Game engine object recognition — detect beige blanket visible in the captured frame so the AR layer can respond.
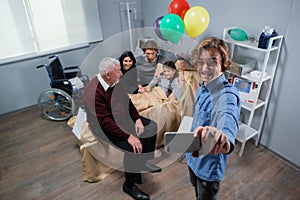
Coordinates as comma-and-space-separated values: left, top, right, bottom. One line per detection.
68, 68, 200, 182
129, 69, 200, 147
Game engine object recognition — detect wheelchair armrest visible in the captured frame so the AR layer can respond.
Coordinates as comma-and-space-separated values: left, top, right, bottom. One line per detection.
52, 79, 71, 85
64, 66, 79, 70
64, 66, 81, 79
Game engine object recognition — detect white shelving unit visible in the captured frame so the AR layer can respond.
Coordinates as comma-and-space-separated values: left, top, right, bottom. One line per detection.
223, 27, 283, 156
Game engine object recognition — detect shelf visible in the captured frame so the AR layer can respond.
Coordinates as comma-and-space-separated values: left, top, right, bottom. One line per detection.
224, 38, 279, 52
226, 71, 271, 83
236, 123, 258, 143
223, 27, 283, 156
222, 27, 282, 53
241, 73, 271, 83
241, 99, 265, 111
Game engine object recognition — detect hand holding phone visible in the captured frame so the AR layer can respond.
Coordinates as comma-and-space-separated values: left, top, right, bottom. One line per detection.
194, 126, 229, 155
164, 130, 220, 155
164, 132, 200, 153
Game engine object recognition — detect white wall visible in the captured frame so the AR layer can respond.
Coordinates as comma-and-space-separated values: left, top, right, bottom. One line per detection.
142, 0, 299, 167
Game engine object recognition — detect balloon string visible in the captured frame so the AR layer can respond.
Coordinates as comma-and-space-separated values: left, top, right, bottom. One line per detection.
180, 51, 185, 76
181, 38, 186, 76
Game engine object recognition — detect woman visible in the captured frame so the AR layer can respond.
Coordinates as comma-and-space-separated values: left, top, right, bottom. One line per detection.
119, 51, 138, 93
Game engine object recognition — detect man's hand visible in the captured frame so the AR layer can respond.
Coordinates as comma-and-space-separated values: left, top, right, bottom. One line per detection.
127, 135, 142, 154
126, 119, 145, 154
135, 119, 144, 136
193, 126, 231, 156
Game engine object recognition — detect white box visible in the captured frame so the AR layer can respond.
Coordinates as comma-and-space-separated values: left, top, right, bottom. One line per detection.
250, 70, 267, 79
230, 57, 257, 76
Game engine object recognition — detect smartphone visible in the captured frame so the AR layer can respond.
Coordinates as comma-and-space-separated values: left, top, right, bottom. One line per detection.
164, 132, 201, 153
164, 131, 218, 154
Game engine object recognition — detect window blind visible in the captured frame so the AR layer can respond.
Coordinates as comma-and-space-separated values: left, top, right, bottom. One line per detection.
0, 0, 103, 62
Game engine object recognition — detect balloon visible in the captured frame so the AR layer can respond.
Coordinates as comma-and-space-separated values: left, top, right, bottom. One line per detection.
153, 16, 167, 41
160, 14, 184, 44
228, 28, 248, 41
168, 0, 190, 20
184, 6, 210, 38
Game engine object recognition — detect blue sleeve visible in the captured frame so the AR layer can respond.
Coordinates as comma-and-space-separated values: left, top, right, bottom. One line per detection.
149, 77, 159, 90
216, 91, 241, 145
170, 78, 182, 99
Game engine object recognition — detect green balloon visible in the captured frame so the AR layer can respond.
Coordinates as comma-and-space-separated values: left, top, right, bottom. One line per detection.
229, 28, 248, 41
160, 14, 184, 44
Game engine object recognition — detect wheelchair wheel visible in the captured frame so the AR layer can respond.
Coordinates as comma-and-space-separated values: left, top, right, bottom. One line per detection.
37, 88, 75, 121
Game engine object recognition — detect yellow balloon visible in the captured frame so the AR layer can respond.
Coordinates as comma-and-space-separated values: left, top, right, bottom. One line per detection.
184, 6, 210, 38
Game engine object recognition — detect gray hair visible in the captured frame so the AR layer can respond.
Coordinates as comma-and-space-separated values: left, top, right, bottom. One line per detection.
98, 57, 120, 75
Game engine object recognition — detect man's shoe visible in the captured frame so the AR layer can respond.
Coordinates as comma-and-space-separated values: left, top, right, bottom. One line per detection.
141, 162, 162, 173
123, 183, 150, 200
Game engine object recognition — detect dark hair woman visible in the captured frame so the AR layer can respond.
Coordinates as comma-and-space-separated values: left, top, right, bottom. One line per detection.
119, 51, 138, 93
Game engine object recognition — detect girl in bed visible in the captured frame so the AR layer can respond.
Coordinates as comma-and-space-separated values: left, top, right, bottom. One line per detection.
138, 61, 183, 99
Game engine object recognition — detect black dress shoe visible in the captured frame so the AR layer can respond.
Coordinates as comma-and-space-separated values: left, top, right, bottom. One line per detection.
141, 162, 162, 173
123, 183, 150, 200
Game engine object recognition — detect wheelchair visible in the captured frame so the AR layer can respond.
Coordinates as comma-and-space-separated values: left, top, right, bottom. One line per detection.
36, 55, 88, 121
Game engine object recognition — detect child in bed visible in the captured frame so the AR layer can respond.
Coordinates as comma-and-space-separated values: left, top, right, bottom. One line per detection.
138, 61, 183, 99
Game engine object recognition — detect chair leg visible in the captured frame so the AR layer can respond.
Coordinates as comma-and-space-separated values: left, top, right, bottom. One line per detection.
239, 141, 246, 157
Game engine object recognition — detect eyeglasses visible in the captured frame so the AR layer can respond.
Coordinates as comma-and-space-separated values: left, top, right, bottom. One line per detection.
198, 57, 218, 68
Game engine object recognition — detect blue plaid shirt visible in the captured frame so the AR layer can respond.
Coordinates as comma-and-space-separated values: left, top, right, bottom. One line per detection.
186, 74, 241, 181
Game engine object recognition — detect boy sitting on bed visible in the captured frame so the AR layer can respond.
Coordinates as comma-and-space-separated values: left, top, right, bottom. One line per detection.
138, 61, 184, 99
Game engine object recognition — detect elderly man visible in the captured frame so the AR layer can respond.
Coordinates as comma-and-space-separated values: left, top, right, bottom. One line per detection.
83, 57, 161, 200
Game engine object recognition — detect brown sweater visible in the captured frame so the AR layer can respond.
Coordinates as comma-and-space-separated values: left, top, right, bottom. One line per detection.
83, 76, 140, 140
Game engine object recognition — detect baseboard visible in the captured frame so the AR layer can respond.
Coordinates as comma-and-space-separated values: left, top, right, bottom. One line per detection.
246, 138, 300, 171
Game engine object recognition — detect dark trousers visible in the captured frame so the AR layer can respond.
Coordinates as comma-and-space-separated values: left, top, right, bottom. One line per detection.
188, 166, 220, 200
101, 117, 157, 184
